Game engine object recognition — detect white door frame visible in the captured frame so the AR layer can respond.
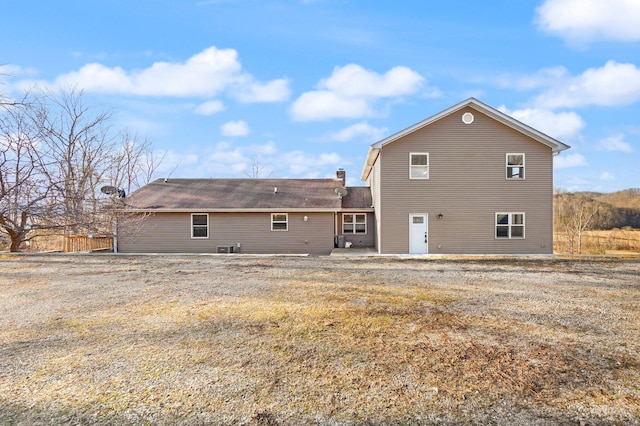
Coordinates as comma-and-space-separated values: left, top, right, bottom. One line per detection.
409, 213, 428, 254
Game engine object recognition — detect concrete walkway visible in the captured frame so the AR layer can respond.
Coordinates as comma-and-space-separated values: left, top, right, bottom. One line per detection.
330, 247, 378, 256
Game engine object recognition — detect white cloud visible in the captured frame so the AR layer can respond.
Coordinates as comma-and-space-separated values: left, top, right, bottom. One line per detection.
533, 61, 640, 109
205, 143, 343, 178
499, 106, 584, 140
149, 140, 345, 180
220, 120, 250, 137
42, 47, 240, 96
536, 0, 640, 43
153, 150, 200, 176
496, 66, 569, 91
201, 142, 248, 175
291, 64, 426, 121
560, 175, 590, 191
597, 134, 634, 153
195, 100, 225, 115
14, 46, 290, 103
283, 151, 343, 176
291, 91, 372, 121
233, 78, 291, 103
320, 64, 424, 98
318, 152, 342, 165
326, 122, 388, 143
600, 172, 616, 181
0, 64, 33, 81
197, 141, 277, 177
247, 141, 277, 156
554, 153, 588, 169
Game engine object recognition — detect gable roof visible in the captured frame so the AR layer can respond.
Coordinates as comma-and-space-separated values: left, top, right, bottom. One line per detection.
124, 178, 372, 212
361, 97, 571, 181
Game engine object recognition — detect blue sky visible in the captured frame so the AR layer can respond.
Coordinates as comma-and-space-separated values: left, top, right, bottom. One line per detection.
2, 0, 639, 191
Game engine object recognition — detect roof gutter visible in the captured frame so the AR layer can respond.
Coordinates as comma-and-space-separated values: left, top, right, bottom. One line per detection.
360, 147, 380, 181
125, 207, 375, 213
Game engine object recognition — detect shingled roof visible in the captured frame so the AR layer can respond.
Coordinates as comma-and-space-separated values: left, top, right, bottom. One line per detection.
341, 186, 373, 209
125, 178, 372, 211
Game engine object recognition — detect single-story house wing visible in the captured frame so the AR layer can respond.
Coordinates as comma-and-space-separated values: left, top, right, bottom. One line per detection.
117, 172, 374, 254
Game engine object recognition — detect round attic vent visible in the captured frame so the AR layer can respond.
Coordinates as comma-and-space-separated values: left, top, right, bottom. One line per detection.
462, 112, 474, 124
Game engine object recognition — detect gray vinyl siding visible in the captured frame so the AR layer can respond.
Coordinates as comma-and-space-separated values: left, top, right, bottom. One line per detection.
377, 106, 554, 254
337, 212, 376, 248
118, 212, 335, 254
368, 159, 383, 252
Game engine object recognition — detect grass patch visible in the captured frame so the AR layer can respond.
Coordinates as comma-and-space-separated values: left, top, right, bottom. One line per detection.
0, 256, 638, 425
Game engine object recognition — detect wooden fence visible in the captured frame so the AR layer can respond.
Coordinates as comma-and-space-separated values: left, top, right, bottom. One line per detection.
554, 230, 640, 254
65, 235, 113, 253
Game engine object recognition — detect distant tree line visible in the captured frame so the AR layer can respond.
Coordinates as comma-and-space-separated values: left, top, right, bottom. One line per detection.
1, 87, 160, 252
554, 188, 640, 254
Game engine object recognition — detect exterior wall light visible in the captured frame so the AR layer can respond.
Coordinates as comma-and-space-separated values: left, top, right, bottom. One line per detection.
304, 216, 308, 222
437, 213, 444, 220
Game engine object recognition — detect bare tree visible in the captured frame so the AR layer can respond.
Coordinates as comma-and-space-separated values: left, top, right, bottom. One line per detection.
554, 190, 600, 254
244, 157, 273, 178
100, 130, 163, 251
0, 102, 53, 251
32, 87, 116, 236
1, 65, 19, 108
109, 130, 163, 194
0, 87, 162, 251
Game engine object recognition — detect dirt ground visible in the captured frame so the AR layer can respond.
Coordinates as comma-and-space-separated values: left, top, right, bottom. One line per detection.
0, 253, 639, 425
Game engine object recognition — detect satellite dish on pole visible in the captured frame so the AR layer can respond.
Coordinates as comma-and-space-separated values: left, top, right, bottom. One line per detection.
101, 186, 118, 195
335, 187, 348, 199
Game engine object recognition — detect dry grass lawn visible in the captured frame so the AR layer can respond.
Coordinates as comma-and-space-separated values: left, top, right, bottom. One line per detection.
554, 228, 640, 255
0, 254, 639, 425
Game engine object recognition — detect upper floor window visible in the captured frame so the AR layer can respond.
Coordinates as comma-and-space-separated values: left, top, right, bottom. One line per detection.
506, 153, 525, 179
410, 153, 429, 179
343, 214, 366, 234
495, 212, 525, 239
191, 213, 209, 239
271, 213, 288, 231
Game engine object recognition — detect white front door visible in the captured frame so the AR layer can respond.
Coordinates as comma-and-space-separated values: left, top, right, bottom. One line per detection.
409, 214, 428, 254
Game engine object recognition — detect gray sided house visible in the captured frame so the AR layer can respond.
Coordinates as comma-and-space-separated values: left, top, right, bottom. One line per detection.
117, 174, 374, 254
361, 98, 570, 254
118, 98, 569, 255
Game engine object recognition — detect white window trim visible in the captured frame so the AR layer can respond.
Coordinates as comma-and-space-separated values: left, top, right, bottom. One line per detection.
342, 213, 367, 234
409, 152, 429, 180
506, 153, 525, 180
271, 213, 288, 231
191, 213, 209, 239
495, 212, 525, 239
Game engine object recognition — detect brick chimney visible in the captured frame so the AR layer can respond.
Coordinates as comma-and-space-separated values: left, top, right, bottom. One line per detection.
336, 168, 346, 185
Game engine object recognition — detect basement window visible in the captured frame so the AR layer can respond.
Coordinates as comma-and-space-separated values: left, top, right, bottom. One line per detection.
191, 213, 209, 239
271, 213, 288, 231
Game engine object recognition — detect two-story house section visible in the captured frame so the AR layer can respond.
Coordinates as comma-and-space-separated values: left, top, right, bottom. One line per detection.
360, 98, 570, 254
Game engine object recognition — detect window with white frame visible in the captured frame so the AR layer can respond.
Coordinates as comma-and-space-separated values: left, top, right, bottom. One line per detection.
495, 213, 525, 239
409, 153, 429, 179
271, 213, 288, 231
506, 153, 525, 179
191, 213, 209, 239
343, 213, 366, 234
